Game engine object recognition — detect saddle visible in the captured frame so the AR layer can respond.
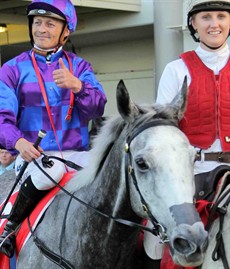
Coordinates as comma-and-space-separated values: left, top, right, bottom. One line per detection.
194, 165, 230, 202
196, 166, 230, 269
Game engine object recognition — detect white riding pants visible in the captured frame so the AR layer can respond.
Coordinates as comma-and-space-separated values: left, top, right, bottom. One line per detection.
15, 151, 89, 190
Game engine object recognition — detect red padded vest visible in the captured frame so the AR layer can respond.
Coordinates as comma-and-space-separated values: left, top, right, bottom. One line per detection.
179, 51, 230, 151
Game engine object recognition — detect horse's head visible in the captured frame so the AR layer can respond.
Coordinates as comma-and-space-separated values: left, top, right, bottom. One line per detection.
116, 78, 208, 267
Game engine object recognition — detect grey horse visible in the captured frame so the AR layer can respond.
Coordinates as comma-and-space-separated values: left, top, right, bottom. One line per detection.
15, 79, 208, 269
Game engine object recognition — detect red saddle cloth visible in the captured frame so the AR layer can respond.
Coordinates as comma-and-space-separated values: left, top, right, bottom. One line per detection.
160, 199, 213, 269
0, 171, 75, 269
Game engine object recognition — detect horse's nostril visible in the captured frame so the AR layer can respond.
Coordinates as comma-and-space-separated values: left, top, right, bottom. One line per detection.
173, 237, 194, 254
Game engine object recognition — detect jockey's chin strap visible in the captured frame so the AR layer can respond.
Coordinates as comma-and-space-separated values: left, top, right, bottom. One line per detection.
125, 119, 178, 244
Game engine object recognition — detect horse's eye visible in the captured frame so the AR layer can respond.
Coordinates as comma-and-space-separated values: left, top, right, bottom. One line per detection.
135, 158, 149, 171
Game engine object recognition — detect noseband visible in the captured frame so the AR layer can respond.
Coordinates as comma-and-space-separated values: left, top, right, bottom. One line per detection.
125, 119, 178, 243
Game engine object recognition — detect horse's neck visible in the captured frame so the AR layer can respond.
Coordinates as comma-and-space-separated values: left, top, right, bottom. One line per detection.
90, 136, 138, 221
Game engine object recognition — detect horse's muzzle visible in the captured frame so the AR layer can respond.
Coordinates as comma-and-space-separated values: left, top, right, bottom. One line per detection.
170, 221, 209, 267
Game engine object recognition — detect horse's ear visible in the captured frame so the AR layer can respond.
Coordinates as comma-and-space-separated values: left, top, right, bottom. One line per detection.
170, 76, 188, 120
116, 80, 139, 122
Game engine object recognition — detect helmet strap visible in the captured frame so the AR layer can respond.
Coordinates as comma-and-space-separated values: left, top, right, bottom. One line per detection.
32, 47, 51, 57
190, 27, 229, 49
191, 32, 200, 42
59, 24, 69, 46
200, 40, 226, 50
32, 45, 60, 62
200, 35, 228, 50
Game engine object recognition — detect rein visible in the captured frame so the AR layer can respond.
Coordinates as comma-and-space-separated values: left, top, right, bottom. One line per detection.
32, 156, 156, 232
27, 155, 157, 269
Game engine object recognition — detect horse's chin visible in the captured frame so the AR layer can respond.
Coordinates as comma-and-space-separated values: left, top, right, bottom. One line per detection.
171, 252, 205, 267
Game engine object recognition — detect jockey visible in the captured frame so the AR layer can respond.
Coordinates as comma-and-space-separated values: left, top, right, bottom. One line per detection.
143, 0, 230, 268
0, 0, 106, 258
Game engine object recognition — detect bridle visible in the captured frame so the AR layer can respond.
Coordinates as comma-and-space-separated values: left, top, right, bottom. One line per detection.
125, 118, 178, 243
27, 118, 179, 268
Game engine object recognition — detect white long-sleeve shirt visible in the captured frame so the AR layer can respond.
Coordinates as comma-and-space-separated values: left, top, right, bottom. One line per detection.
156, 44, 230, 174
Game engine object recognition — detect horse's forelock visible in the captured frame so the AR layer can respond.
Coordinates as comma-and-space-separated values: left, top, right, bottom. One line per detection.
152, 103, 180, 124
129, 103, 178, 130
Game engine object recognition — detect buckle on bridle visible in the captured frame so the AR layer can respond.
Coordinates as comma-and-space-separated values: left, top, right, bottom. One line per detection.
155, 223, 169, 244
218, 152, 223, 162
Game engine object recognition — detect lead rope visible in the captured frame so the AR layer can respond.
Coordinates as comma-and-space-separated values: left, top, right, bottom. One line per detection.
206, 184, 230, 269
212, 206, 229, 269
212, 198, 230, 269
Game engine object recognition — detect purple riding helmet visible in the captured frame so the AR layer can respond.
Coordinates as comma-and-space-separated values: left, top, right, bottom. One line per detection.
27, 0, 77, 46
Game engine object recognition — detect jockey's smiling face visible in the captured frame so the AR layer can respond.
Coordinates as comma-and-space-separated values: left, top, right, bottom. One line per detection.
32, 16, 70, 50
192, 11, 230, 51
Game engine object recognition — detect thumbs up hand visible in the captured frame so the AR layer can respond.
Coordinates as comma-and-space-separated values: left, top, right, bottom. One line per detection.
53, 58, 82, 93
59, 57, 66, 68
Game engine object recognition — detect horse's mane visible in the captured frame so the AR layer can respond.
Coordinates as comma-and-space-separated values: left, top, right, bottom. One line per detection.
66, 102, 178, 192
65, 114, 125, 192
